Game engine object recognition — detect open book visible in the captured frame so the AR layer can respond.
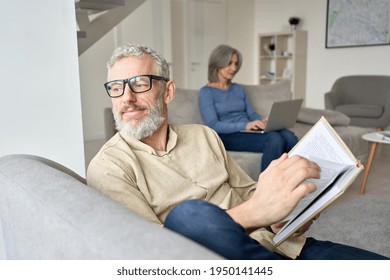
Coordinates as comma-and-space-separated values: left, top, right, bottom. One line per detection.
273, 117, 364, 246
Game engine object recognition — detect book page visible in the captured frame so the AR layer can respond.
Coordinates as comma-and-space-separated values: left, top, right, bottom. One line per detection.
282, 157, 353, 222
289, 119, 355, 165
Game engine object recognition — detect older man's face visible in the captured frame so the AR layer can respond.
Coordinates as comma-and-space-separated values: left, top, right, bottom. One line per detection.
109, 56, 165, 140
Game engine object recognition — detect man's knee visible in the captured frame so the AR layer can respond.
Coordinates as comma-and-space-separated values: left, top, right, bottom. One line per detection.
164, 199, 219, 236
166, 199, 219, 224
165, 199, 234, 233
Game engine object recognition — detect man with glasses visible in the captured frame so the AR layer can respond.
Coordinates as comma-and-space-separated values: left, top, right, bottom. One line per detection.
87, 43, 387, 260
104, 74, 169, 141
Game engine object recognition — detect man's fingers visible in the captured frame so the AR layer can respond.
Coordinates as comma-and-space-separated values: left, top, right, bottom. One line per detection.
276, 156, 320, 194
291, 181, 317, 201
284, 155, 321, 173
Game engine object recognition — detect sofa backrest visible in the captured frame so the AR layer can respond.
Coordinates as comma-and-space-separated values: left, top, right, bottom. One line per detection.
168, 80, 292, 124
168, 88, 203, 124
244, 80, 292, 117
332, 75, 390, 105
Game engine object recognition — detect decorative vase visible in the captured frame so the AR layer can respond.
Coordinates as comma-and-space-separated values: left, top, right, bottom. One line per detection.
288, 17, 300, 31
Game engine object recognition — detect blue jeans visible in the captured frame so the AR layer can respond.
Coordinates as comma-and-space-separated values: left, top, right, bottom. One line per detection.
218, 129, 297, 171
164, 200, 388, 260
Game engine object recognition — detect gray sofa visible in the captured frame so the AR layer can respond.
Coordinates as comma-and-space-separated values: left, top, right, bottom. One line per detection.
105, 80, 374, 180
0, 154, 222, 259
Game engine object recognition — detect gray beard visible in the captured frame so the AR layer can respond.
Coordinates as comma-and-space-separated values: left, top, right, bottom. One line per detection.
113, 98, 165, 140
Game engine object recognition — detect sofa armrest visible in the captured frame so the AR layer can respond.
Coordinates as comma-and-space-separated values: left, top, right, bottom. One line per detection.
0, 154, 222, 260
378, 97, 390, 129
324, 90, 342, 110
297, 107, 350, 126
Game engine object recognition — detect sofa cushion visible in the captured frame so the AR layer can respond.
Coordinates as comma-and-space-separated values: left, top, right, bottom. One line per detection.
335, 104, 384, 118
228, 151, 262, 181
243, 80, 292, 116
168, 88, 203, 124
297, 107, 351, 126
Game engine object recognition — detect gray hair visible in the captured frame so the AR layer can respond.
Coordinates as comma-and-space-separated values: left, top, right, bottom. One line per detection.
208, 44, 243, 83
107, 43, 170, 80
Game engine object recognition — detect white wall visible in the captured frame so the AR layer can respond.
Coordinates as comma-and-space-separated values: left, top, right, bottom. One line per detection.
255, 0, 390, 108
226, 0, 255, 85
0, 0, 85, 176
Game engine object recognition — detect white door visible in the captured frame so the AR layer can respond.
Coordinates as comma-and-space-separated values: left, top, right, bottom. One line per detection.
186, 0, 226, 89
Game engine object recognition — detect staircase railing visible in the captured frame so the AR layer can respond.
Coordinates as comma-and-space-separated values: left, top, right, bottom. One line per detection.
76, 0, 145, 55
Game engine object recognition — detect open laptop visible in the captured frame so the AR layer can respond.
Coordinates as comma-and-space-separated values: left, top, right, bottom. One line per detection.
242, 99, 303, 133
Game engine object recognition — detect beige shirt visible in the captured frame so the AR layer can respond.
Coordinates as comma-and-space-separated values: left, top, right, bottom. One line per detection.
87, 124, 305, 258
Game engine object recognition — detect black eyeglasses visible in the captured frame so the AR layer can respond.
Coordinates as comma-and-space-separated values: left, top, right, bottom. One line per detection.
104, 75, 169, 98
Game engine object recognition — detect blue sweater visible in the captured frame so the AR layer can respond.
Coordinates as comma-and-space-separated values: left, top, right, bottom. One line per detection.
199, 83, 262, 134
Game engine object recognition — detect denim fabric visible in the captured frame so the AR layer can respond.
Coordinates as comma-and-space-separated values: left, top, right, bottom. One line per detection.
164, 200, 388, 260
218, 128, 297, 171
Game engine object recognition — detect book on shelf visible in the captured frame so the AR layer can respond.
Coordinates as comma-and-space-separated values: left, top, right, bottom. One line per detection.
273, 116, 363, 246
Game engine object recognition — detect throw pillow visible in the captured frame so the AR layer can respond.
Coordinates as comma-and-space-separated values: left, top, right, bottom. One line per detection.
297, 107, 350, 126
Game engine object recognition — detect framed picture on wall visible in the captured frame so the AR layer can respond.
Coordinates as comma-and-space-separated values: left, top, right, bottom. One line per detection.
326, 0, 390, 48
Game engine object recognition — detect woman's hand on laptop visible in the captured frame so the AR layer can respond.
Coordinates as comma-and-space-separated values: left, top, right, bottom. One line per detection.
246, 118, 268, 131
261, 117, 268, 126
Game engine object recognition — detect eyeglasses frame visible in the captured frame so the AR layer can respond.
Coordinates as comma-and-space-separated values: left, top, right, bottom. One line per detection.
104, 74, 169, 98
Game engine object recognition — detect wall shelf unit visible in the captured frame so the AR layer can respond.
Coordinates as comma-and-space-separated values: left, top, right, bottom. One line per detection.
258, 30, 307, 100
